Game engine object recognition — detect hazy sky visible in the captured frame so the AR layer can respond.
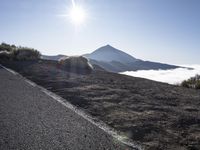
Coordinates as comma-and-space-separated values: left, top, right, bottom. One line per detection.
1, 0, 200, 64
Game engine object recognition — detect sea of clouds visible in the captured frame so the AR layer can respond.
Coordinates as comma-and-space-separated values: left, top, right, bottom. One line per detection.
121, 65, 200, 84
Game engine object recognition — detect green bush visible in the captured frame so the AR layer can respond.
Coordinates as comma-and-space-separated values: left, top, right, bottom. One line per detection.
0, 43, 41, 61
181, 75, 200, 89
0, 51, 13, 60
13, 48, 41, 61
181, 80, 189, 88
0, 43, 13, 52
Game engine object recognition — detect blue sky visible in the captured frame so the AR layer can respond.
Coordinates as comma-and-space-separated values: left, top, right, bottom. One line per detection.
0, 0, 200, 64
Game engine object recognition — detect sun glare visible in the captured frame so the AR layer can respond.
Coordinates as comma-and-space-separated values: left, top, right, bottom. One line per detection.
69, 5, 86, 25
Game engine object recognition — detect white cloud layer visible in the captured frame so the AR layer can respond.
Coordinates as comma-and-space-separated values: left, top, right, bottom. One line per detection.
121, 65, 200, 84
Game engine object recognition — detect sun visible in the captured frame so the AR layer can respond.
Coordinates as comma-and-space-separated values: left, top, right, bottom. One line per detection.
69, 5, 86, 25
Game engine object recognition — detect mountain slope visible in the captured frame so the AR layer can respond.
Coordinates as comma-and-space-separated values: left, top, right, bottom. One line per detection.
84, 45, 179, 72
84, 45, 137, 63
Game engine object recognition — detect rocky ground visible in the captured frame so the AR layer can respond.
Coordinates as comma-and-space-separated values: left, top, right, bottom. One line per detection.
1, 60, 200, 150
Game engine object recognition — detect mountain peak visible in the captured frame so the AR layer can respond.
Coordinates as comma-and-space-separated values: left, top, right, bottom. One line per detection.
98, 44, 115, 50
104, 44, 113, 48
84, 45, 137, 63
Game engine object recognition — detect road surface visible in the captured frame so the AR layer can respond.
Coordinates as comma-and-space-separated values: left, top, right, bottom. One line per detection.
0, 65, 135, 150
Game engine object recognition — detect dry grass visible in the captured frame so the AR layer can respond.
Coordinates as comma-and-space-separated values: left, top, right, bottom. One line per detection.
1, 59, 200, 150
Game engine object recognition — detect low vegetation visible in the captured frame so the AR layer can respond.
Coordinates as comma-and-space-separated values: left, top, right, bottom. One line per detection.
181, 74, 200, 89
0, 51, 13, 60
0, 43, 41, 61
0, 42, 16, 52
13, 47, 41, 61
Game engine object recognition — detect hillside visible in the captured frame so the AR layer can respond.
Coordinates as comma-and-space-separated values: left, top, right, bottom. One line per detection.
1, 59, 200, 150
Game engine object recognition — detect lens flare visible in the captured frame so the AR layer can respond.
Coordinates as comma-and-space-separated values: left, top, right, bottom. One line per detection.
69, 5, 86, 25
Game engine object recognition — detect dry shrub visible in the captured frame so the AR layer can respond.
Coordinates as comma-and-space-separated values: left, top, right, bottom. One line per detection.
13, 48, 41, 61
0, 51, 13, 60
181, 75, 200, 89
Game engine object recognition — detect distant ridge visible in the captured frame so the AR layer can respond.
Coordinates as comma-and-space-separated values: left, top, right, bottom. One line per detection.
41, 45, 180, 72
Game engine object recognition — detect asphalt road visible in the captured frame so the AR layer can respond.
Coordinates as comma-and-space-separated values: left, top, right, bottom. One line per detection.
0, 66, 134, 150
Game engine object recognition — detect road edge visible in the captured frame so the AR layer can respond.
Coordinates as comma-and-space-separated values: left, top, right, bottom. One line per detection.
0, 64, 143, 150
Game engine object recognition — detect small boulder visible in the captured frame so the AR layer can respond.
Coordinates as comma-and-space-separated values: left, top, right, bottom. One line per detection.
59, 56, 93, 74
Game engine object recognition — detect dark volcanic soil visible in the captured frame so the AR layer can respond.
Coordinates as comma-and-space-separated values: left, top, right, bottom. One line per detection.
1, 60, 200, 150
